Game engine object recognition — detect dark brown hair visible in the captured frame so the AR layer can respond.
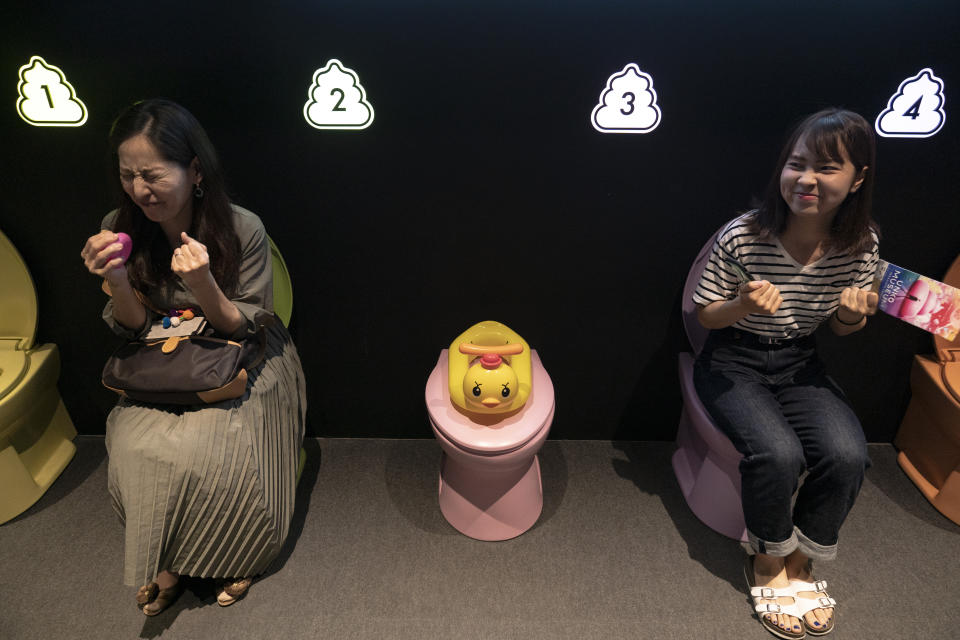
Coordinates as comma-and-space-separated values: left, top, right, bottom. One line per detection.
108, 99, 241, 295
751, 108, 878, 254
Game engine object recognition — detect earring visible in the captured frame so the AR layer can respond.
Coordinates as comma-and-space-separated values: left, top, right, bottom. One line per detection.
193, 183, 205, 198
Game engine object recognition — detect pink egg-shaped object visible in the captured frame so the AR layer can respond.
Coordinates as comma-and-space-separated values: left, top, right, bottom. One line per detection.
897, 279, 930, 318
114, 232, 133, 265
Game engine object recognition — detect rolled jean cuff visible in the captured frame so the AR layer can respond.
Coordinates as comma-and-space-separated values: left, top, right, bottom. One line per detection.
795, 526, 837, 561
747, 528, 798, 557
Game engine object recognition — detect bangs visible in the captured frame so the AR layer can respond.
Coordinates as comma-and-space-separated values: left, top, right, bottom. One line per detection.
799, 115, 849, 164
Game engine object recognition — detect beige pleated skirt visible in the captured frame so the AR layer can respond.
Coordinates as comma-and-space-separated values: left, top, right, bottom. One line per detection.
105, 322, 306, 587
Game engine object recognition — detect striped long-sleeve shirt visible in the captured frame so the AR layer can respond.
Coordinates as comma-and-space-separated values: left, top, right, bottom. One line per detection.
693, 212, 879, 339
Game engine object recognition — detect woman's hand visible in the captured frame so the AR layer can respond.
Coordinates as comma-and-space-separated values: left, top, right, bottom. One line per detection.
171, 232, 212, 290
697, 280, 782, 329
82, 229, 145, 329
738, 280, 783, 316
171, 231, 244, 335
836, 287, 879, 324
81, 230, 128, 287
830, 287, 877, 335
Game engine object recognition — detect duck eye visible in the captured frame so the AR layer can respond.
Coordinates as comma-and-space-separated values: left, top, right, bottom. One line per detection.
501, 383, 510, 398
472, 383, 482, 397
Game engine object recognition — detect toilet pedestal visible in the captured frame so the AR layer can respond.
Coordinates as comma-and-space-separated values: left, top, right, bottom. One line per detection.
433, 439, 544, 541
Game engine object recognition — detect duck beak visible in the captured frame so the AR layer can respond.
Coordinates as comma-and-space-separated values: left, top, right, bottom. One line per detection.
481, 398, 500, 408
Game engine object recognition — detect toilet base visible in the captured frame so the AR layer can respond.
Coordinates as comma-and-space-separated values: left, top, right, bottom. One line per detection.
438, 451, 543, 541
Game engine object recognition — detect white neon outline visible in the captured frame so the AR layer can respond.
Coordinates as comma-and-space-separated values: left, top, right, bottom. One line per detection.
303, 59, 374, 130
591, 63, 661, 134
16, 55, 88, 127
875, 68, 946, 139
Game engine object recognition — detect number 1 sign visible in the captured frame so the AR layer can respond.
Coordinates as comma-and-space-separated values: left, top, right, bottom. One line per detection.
591, 63, 661, 134
17, 56, 88, 127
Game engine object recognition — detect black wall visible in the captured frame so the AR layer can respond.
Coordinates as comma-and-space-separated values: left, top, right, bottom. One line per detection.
2, 1, 958, 440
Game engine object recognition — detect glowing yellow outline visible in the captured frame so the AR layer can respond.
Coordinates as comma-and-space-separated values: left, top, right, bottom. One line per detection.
16, 55, 88, 127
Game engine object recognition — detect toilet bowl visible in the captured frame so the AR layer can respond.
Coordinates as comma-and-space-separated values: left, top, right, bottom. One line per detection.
672, 227, 748, 542
425, 322, 555, 541
0, 229, 77, 524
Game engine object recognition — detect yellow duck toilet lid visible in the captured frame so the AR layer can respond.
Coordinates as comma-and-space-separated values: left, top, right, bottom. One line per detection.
427, 350, 555, 455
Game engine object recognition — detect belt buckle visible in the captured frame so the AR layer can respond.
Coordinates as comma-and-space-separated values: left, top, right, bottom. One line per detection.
758, 335, 783, 345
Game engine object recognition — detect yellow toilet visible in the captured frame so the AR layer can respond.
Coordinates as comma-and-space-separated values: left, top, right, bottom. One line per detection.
0, 229, 77, 524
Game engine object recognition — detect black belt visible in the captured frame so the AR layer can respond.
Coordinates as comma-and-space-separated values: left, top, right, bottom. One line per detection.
719, 327, 815, 347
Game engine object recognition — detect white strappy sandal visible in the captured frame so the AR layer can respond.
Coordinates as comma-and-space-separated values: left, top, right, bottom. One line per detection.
750, 584, 808, 640
745, 556, 806, 640
791, 577, 837, 636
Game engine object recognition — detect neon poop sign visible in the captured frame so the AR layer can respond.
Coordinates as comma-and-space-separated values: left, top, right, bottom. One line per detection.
591, 63, 662, 134
303, 59, 374, 130
875, 68, 945, 139
17, 56, 87, 127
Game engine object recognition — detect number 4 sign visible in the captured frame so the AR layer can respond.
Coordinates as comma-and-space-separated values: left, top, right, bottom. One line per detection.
591, 63, 661, 134
17, 56, 88, 127
875, 68, 946, 138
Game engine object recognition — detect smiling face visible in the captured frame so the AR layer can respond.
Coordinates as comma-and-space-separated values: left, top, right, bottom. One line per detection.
779, 135, 865, 224
118, 133, 200, 232
462, 357, 519, 412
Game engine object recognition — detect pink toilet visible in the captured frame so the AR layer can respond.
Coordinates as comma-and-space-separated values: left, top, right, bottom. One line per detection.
425, 322, 555, 541
672, 228, 748, 542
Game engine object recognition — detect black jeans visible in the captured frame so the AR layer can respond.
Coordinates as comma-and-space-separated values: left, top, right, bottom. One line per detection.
693, 328, 869, 560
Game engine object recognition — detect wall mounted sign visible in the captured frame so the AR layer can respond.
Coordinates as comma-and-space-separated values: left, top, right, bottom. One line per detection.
875, 68, 945, 138
17, 56, 88, 127
304, 59, 374, 130
591, 63, 661, 134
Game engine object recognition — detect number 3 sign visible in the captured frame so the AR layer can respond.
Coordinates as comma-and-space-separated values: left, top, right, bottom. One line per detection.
591, 63, 661, 134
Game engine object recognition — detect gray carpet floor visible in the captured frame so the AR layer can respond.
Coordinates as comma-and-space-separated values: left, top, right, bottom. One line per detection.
1, 437, 958, 640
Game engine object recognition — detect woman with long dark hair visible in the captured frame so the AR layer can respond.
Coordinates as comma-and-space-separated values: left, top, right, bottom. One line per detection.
81, 99, 306, 615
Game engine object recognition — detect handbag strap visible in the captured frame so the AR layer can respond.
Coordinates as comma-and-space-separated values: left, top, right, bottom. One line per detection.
248, 326, 268, 370
103, 278, 276, 359
101, 279, 168, 316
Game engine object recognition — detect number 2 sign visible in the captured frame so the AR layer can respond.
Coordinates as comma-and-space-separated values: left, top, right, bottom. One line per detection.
591, 63, 661, 134
303, 59, 374, 130
17, 56, 88, 127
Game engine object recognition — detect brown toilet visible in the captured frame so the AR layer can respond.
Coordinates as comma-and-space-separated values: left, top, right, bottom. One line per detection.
894, 254, 960, 526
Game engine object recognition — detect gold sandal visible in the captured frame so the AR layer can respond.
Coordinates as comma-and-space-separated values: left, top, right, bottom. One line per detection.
217, 577, 252, 607
142, 582, 183, 616
136, 583, 159, 607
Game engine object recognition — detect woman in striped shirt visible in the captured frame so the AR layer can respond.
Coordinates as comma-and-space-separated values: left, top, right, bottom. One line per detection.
693, 109, 879, 639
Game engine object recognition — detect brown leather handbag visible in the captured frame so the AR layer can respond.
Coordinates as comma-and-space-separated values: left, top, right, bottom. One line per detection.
102, 330, 266, 405
99, 283, 268, 405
